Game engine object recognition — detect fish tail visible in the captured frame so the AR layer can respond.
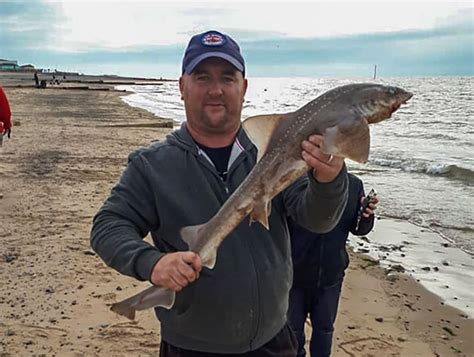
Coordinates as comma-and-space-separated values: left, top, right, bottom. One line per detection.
110, 301, 137, 320
110, 285, 176, 320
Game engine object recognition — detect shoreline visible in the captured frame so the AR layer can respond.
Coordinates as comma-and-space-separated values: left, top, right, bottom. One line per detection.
0, 77, 472, 356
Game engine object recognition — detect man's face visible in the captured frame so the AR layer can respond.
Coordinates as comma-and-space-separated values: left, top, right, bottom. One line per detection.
179, 57, 248, 138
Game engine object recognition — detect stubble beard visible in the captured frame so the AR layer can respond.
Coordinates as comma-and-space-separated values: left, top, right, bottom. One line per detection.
201, 109, 240, 135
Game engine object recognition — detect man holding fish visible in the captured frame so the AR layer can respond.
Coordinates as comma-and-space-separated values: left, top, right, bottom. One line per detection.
91, 30, 411, 356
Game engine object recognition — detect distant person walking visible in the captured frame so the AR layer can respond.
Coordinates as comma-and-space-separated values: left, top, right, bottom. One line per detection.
287, 173, 378, 357
34, 71, 40, 88
0, 86, 12, 146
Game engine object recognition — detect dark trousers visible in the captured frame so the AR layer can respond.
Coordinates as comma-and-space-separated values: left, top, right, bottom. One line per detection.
159, 323, 297, 356
287, 280, 343, 357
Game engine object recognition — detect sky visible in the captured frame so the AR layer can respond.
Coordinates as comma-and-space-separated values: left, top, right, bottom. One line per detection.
0, 0, 473, 78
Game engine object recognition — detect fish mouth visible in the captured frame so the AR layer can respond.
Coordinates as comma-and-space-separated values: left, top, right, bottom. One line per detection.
392, 91, 413, 111
403, 91, 413, 103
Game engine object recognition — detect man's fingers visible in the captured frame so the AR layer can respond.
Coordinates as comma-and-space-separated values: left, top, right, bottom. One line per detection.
307, 134, 324, 147
169, 274, 186, 292
363, 208, 373, 217
302, 140, 332, 164
171, 254, 201, 290
181, 251, 202, 272
302, 148, 343, 171
177, 262, 199, 283
306, 135, 334, 162
150, 251, 203, 291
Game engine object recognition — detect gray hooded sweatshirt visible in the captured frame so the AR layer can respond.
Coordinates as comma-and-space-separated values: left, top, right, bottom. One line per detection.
91, 123, 348, 353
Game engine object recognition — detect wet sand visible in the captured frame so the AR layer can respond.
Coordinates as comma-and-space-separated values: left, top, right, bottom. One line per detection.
0, 77, 472, 356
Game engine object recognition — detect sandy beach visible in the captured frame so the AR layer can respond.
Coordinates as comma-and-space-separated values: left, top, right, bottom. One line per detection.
0, 74, 472, 356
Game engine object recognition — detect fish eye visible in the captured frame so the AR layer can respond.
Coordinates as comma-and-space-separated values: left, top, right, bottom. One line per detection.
387, 87, 396, 95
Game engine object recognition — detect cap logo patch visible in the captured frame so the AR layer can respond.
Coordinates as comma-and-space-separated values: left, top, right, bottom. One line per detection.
201, 32, 226, 47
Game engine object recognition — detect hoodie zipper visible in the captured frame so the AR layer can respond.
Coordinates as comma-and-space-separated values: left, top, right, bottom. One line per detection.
174, 130, 260, 345
245, 229, 261, 350
195, 140, 250, 196
196, 155, 230, 198
201, 146, 260, 348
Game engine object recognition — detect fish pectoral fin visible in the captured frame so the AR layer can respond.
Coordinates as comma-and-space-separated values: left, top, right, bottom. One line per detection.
322, 119, 370, 163
249, 200, 272, 230
242, 113, 287, 162
110, 301, 137, 320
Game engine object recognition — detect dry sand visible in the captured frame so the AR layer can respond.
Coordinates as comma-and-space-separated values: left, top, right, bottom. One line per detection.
0, 80, 472, 356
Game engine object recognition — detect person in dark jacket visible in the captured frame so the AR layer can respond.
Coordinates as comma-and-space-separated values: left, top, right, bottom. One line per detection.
91, 30, 348, 356
34, 71, 40, 88
287, 174, 378, 357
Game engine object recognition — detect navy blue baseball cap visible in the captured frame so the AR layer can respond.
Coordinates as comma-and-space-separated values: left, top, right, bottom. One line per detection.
182, 30, 245, 75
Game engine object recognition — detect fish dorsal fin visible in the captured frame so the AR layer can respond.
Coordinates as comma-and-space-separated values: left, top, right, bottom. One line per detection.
242, 114, 286, 162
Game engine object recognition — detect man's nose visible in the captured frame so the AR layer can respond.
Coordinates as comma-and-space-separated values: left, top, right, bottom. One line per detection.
207, 80, 224, 96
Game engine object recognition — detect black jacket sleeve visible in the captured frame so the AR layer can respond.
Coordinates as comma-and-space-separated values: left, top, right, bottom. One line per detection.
90, 152, 163, 282
284, 164, 348, 234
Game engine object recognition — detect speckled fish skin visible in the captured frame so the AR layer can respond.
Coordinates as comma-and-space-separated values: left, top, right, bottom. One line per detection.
110, 83, 412, 320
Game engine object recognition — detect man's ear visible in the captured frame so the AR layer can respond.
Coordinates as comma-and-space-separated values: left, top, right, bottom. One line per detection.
242, 78, 248, 97
179, 76, 185, 100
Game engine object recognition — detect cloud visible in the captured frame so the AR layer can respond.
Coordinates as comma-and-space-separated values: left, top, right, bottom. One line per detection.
239, 11, 473, 76
0, 1, 63, 52
1, 2, 472, 77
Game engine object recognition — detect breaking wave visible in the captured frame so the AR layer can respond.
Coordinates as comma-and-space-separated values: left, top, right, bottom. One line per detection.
370, 158, 474, 185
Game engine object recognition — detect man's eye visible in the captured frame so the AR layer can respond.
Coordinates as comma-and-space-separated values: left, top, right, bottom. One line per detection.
223, 76, 235, 83
196, 75, 209, 81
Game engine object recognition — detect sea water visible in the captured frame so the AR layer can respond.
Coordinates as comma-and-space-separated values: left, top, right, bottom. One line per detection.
118, 76, 474, 314
119, 76, 473, 253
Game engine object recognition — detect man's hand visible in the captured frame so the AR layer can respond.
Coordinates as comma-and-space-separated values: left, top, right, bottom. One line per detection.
150, 252, 202, 292
361, 196, 379, 218
301, 135, 344, 183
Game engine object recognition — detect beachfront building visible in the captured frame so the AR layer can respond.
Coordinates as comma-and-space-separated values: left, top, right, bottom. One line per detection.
0, 59, 19, 71
20, 64, 36, 71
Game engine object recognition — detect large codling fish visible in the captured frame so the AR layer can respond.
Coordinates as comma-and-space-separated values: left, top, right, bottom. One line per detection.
110, 83, 412, 319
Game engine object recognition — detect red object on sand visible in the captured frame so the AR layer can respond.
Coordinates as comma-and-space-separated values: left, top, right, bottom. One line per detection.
0, 87, 12, 134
